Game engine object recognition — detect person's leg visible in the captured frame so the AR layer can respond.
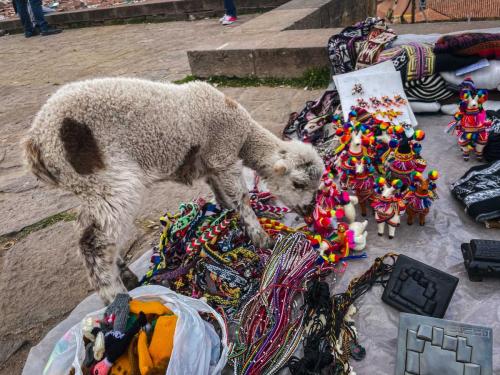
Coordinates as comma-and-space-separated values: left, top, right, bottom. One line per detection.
224, 0, 236, 17
14, 0, 35, 36
27, 0, 48, 32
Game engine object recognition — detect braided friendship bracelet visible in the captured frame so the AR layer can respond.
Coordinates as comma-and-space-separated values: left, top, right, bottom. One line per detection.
186, 218, 232, 254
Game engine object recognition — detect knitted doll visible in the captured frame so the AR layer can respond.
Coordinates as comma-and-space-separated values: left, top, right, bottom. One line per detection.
384, 128, 426, 188
371, 177, 405, 239
404, 170, 439, 226
446, 77, 491, 160
338, 155, 375, 217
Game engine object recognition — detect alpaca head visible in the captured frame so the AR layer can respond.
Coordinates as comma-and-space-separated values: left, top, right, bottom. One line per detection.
410, 170, 438, 196
264, 140, 324, 217
375, 177, 403, 198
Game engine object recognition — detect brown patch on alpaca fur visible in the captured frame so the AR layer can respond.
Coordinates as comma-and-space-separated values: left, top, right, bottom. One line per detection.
60, 118, 104, 175
225, 96, 238, 109
23, 138, 58, 184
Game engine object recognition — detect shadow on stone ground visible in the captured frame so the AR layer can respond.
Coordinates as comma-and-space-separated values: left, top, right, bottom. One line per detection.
0, 16, 322, 374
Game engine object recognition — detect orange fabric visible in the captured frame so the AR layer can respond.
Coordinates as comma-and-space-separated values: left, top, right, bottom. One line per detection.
129, 300, 173, 316
137, 331, 153, 375
148, 315, 177, 365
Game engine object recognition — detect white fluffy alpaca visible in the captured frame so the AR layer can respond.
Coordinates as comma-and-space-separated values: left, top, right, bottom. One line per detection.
349, 220, 368, 251
23, 77, 324, 302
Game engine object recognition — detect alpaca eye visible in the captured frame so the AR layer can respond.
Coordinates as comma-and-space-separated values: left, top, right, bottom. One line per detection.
293, 181, 307, 190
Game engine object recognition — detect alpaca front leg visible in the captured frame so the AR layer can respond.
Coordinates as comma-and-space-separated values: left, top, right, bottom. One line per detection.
407, 209, 414, 225
209, 167, 273, 249
360, 200, 367, 217
459, 142, 471, 161
207, 176, 232, 208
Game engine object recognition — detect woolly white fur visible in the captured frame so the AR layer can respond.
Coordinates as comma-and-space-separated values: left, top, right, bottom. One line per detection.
23, 77, 324, 302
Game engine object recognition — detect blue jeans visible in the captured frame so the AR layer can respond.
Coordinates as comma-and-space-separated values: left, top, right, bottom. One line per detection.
224, 0, 236, 17
15, 0, 48, 35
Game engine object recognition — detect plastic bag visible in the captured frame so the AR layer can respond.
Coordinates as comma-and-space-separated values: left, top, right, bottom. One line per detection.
440, 60, 500, 90
42, 285, 228, 375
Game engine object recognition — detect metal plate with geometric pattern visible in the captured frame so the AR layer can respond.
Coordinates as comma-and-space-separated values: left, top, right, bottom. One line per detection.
396, 313, 493, 375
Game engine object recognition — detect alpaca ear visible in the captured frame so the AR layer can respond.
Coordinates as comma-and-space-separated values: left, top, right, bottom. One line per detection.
273, 159, 288, 175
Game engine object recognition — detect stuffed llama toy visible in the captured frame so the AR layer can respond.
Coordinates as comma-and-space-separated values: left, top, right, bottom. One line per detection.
22, 77, 324, 303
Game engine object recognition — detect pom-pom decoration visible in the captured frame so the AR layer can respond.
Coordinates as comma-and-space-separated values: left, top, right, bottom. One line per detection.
394, 125, 404, 135
412, 142, 422, 153
410, 171, 423, 182
413, 129, 425, 141
391, 179, 403, 189
389, 138, 399, 149
428, 170, 439, 181
477, 89, 488, 105
362, 135, 375, 147
376, 176, 386, 187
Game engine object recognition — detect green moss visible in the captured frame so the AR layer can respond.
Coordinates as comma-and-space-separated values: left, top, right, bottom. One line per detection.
173, 75, 198, 84
0, 211, 77, 249
173, 67, 330, 89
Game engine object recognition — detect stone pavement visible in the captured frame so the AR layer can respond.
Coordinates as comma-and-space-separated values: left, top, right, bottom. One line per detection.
0, 17, 322, 374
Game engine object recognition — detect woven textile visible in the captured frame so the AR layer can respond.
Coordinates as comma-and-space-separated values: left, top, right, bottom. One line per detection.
327, 17, 385, 75
404, 74, 453, 102
401, 43, 435, 81
434, 33, 500, 59
356, 26, 397, 69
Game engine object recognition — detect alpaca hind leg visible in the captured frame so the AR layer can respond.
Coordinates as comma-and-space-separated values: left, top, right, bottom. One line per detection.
209, 165, 272, 248
77, 163, 145, 303
78, 215, 127, 304
377, 221, 385, 236
419, 213, 426, 226
388, 225, 396, 239
117, 256, 139, 290
475, 143, 486, 161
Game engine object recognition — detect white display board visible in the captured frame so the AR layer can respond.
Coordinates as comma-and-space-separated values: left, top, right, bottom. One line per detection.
333, 61, 417, 126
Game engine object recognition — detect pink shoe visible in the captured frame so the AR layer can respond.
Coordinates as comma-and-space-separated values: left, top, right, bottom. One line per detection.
222, 16, 237, 25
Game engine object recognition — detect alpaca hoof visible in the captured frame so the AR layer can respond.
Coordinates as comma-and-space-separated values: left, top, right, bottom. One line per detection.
361, 213, 367, 217
121, 267, 139, 291
407, 222, 413, 226
419, 222, 425, 226
378, 233, 383, 237
389, 235, 394, 239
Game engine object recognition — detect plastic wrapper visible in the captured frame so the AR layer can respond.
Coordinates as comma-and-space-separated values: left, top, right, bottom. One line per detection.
440, 60, 500, 90
24, 251, 228, 375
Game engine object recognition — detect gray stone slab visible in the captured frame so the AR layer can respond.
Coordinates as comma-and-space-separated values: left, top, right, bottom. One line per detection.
431, 327, 444, 347
457, 337, 472, 363
396, 313, 493, 375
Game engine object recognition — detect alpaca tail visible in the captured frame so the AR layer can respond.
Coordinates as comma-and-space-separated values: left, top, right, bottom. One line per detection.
22, 137, 59, 186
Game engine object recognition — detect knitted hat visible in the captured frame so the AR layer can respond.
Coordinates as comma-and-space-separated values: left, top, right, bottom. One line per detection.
105, 293, 131, 333
460, 77, 476, 92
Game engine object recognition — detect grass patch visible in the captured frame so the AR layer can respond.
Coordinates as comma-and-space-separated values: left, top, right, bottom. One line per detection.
0, 211, 77, 250
173, 67, 331, 89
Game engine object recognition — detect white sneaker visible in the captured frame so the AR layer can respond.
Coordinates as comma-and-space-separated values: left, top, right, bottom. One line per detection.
219, 14, 228, 23
222, 16, 237, 25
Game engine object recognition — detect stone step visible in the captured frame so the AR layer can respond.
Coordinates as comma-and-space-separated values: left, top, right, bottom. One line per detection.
0, 0, 288, 33
188, 16, 500, 78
